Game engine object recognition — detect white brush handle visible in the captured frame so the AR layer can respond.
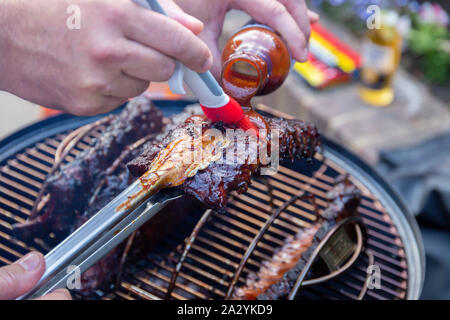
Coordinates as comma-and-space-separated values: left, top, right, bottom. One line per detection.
132, 0, 228, 108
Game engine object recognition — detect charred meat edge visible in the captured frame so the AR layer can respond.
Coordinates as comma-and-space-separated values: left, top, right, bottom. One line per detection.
233, 177, 361, 300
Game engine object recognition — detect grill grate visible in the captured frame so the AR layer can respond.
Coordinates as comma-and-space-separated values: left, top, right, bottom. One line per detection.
0, 110, 411, 300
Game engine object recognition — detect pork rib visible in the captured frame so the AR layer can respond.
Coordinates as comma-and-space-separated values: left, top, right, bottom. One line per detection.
13, 96, 164, 242
127, 115, 321, 212
232, 177, 361, 300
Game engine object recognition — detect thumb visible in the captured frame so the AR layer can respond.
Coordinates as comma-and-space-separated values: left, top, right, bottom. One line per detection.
0, 251, 45, 300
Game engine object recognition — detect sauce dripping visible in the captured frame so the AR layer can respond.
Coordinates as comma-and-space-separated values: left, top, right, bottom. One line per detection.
116, 117, 230, 212
221, 24, 291, 131
117, 25, 291, 212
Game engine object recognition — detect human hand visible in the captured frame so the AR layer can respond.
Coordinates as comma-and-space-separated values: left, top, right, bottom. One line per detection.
0, 251, 71, 300
0, 0, 212, 115
175, 0, 319, 77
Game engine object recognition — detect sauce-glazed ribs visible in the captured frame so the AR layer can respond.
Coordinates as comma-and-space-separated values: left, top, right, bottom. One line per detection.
232, 177, 361, 300
13, 96, 164, 242
11, 96, 329, 298
127, 114, 321, 212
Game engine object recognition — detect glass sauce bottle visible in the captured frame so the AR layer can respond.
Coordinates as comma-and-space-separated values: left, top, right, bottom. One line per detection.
359, 11, 402, 107
221, 23, 291, 112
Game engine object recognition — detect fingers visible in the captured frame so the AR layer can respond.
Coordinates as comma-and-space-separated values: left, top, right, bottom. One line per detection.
0, 252, 45, 300
0, 252, 71, 300
102, 73, 150, 99
197, 28, 223, 79
123, 6, 212, 72
231, 0, 313, 61
70, 94, 127, 116
35, 289, 72, 300
308, 10, 320, 23
160, 0, 204, 35
90, 96, 129, 115
119, 40, 176, 82
279, 0, 311, 45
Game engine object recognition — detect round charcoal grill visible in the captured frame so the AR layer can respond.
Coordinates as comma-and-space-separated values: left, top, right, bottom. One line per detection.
0, 100, 424, 300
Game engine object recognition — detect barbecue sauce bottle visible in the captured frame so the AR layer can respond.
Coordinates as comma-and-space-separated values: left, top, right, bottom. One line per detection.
221, 23, 291, 110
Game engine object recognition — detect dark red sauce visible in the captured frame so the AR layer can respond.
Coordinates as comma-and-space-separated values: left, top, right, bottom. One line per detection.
221, 25, 291, 108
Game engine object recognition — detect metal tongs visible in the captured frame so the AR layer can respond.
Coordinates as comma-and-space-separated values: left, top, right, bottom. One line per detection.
20, 0, 227, 299
20, 181, 183, 299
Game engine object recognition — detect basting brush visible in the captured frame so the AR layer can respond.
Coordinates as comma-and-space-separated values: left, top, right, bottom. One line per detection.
198, 90, 260, 136
134, 0, 260, 136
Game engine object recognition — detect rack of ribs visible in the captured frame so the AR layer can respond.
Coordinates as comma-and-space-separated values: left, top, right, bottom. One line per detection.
13, 96, 164, 242
232, 177, 361, 300
127, 114, 321, 212
12, 96, 322, 297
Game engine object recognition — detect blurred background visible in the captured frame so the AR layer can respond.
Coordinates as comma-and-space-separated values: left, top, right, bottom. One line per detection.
0, 0, 448, 299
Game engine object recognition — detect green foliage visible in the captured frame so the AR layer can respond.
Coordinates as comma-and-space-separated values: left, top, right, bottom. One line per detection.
313, 2, 449, 84
318, 1, 366, 35
407, 17, 450, 84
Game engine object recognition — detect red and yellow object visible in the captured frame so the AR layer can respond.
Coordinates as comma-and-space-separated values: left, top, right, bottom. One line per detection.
294, 23, 361, 89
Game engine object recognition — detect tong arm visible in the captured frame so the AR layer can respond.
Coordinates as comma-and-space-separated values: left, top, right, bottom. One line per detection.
19, 182, 183, 300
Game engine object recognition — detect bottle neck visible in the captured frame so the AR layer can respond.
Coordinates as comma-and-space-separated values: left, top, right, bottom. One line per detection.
221, 52, 270, 108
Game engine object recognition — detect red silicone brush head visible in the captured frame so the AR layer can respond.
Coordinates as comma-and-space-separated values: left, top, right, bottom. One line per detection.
236, 115, 260, 138
201, 96, 260, 137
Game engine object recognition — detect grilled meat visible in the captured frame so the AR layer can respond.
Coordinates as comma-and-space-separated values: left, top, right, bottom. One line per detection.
71, 172, 131, 296
13, 96, 164, 242
21, 101, 202, 297
127, 114, 321, 212
74, 184, 199, 297
12, 97, 324, 298
232, 177, 361, 300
